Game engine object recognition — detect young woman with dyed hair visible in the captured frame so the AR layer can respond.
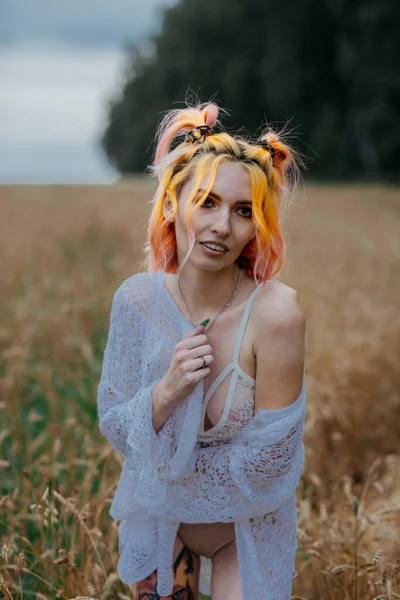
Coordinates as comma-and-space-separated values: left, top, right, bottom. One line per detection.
97, 100, 307, 600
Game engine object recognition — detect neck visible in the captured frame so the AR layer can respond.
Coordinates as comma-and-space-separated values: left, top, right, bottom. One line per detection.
175, 263, 242, 324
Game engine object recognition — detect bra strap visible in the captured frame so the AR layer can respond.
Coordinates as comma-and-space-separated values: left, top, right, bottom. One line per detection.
232, 279, 283, 365
232, 284, 263, 365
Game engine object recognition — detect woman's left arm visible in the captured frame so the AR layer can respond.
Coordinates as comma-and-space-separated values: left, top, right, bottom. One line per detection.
253, 286, 306, 413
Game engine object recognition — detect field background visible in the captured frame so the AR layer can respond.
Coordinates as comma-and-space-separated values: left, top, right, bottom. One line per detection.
0, 181, 399, 599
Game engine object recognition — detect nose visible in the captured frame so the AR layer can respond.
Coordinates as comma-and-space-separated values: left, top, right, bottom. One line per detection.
211, 208, 231, 236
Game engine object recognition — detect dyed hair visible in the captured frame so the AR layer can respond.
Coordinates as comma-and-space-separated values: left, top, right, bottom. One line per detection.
142, 101, 302, 284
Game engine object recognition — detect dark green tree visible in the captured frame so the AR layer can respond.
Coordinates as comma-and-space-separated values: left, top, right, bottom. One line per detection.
101, 0, 400, 180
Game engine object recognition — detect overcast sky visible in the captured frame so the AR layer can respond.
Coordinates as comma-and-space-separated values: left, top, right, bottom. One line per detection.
0, 0, 177, 183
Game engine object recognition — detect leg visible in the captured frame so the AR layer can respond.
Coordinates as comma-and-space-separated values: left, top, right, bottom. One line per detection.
211, 539, 242, 600
130, 534, 200, 599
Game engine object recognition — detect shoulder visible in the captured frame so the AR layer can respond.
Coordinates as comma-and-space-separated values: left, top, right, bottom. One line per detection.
253, 280, 306, 339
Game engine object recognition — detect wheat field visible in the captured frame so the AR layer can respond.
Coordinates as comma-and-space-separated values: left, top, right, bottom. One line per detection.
0, 182, 399, 599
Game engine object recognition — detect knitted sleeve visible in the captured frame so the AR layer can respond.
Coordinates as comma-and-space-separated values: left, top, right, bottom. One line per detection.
96, 282, 164, 470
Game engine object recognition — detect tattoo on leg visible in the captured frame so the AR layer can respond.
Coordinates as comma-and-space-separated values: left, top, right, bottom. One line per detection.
135, 544, 197, 599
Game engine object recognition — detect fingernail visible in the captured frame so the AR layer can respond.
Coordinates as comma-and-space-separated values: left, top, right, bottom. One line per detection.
199, 318, 210, 327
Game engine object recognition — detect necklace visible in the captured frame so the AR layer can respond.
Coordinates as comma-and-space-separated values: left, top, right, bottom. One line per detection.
177, 268, 243, 331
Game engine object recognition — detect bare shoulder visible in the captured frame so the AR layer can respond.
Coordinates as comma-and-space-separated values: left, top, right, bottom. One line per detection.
253, 280, 306, 337
252, 280, 306, 411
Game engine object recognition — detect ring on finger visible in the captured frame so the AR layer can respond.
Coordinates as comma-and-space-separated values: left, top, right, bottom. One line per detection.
200, 355, 207, 369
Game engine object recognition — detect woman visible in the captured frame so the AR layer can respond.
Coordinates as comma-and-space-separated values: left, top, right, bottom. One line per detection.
97, 101, 307, 600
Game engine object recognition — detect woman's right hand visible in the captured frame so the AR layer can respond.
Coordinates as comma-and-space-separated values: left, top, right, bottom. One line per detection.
159, 325, 213, 407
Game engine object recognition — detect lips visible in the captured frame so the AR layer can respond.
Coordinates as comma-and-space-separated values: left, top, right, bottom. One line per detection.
200, 241, 229, 251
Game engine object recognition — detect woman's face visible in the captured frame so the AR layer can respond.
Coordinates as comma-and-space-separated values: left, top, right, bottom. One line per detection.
172, 161, 257, 271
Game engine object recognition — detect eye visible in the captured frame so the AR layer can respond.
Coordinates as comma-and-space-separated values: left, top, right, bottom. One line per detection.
236, 206, 253, 218
201, 196, 214, 207
200, 196, 252, 218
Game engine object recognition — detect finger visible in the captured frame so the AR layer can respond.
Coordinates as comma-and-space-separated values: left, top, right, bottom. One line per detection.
187, 354, 213, 372
186, 325, 205, 338
184, 335, 209, 351
188, 344, 213, 359
189, 366, 211, 384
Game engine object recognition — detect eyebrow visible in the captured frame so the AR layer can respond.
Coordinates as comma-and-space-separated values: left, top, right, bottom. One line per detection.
198, 189, 253, 205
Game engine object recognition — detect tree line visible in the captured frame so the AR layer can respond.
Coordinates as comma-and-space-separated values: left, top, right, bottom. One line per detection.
102, 0, 400, 180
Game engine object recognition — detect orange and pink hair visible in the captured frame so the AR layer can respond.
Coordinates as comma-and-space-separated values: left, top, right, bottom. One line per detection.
142, 101, 302, 284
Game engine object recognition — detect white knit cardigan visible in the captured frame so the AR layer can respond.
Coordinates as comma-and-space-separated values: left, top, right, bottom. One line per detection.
97, 271, 307, 599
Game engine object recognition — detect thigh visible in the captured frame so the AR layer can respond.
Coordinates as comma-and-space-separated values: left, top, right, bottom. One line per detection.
130, 534, 200, 599
211, 539, 242, 600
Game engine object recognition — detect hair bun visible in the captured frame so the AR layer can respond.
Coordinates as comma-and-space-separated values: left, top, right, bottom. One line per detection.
154, 102, 220, 164
202, 103, 219, 127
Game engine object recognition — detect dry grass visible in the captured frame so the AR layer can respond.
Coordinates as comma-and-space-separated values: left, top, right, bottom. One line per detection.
0, 181, 399, 599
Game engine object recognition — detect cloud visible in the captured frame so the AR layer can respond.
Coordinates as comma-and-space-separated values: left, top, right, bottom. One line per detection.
2, 0, 177, 48
1, 43, 123, 144
0, 0, 179, 182
0, 42, 124, 182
